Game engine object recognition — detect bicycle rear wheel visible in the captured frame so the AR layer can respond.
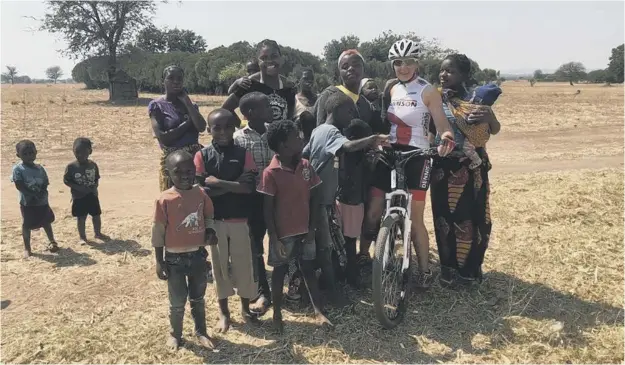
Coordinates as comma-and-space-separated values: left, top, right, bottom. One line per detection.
372, 213, 412, 329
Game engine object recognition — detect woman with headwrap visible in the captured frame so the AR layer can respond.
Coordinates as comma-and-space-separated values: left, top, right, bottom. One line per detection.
313, 49, 388, 135
430, 53, 500, 285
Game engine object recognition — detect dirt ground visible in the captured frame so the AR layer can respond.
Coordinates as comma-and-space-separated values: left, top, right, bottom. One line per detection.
1, 82, 623, 363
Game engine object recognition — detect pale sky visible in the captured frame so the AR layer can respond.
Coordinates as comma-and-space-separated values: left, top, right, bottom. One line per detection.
1, 0, 623, 79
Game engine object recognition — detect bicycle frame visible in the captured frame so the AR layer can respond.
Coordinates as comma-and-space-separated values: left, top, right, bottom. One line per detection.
381, 159, 413, 275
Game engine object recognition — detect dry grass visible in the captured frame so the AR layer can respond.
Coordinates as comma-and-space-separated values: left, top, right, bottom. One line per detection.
1, 82, 623, 364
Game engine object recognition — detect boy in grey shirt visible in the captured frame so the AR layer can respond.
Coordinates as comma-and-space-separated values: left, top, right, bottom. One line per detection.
303, 92, 388, 306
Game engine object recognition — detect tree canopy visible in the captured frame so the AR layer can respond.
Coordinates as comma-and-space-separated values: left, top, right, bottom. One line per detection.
45, 66, 63, 83
41, 1, 157, 99
608, 44, 624, 84
555, 62, 587, 85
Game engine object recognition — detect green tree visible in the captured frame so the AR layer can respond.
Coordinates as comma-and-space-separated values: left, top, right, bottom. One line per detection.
533, 69, 544, 80
134, 25, 167, 53
586, 69, 608, 83
45, 65, 63, 83
41, 1, 157, 100
218, 62, 246, 87
1, 66, 18, 84
608, 44, 624, 83
555, 62, 587, 86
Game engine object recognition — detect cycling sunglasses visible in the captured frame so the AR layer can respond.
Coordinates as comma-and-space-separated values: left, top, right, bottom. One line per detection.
392, 58, 418, 68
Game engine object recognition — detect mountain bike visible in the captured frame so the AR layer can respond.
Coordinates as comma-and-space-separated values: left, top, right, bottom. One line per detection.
371, 146, 459, 329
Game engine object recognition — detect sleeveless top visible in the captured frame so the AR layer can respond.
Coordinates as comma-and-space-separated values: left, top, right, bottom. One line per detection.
386, 77, 431, 149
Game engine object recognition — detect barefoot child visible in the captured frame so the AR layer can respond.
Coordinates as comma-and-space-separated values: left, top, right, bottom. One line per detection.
303, 92, 389, 305
63, 138, 108, 244
233, 92, 275, 314
194, 109, 259, 333
11, 140, 58, 257
258, 120, 331, 333
152, 150, 217, 350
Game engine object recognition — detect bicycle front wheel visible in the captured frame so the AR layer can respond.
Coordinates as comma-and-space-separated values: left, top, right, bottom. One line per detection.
372, 213, 412, 329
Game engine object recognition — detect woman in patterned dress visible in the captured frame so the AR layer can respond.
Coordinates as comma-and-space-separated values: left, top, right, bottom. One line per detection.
430, 54, 501, 285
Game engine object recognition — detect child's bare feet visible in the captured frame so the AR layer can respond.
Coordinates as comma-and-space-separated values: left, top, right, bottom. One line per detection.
47, 242, 59, 253
272, 316, 284, 334
166, 335, 180, 351
23, 250, 31, 259
215, 313, 230, 333
95, 233, 110, 241
197, 334, 216, 349
79, 239, 88, 246
315, 312, 334, 329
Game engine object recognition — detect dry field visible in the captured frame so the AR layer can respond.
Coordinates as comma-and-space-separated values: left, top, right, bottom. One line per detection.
0, 82, 623, 364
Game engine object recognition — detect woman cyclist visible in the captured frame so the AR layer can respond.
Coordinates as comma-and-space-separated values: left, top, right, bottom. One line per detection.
361, 39, 455, 288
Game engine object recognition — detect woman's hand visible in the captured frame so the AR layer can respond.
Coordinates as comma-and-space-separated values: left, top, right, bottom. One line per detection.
467, 106, 501, 134
437, 131, 455, 157
236, 77, 252, 91
177, 90, 193, 106
467, 105, 493, 124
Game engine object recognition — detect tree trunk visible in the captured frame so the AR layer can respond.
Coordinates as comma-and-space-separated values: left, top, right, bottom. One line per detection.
569, 79, 574, 86
107, 47, 117, 101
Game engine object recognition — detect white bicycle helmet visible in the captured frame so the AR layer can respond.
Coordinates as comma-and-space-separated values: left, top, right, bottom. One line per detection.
388, 39, 420, 60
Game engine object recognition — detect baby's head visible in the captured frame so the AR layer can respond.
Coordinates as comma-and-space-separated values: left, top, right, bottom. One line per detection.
471, 83, 502, 106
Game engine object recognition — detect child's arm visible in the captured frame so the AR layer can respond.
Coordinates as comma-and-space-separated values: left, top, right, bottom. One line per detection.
202, 192, 217, 246
203, 151, 257, 194
342, 134, 389, 153
258, 169, 281, 251
151, 199, 168, 280
63, 165, 90, 194
306, 165, 322, 242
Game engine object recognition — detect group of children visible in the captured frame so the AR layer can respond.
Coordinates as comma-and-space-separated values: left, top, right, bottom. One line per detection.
11, 138, 108, 259
151, 87, 389, 349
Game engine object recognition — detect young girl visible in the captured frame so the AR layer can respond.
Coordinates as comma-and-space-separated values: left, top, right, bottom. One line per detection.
11, 140, 58, 257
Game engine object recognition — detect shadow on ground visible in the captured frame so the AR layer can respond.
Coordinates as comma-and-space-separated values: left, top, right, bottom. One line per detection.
1, 300, 11, 310
85, 239, 150, 257
32, 247, 97, 268
223, 269, 624, 363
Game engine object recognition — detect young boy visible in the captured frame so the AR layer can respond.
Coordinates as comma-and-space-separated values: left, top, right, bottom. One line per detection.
303, 92, 388, 305
258, 119, 331, 334
194, 109, 259, 333
63, 138, 109, 244
233, 92, 275, 314
11, 140, 58, 258
336, 119, 374, 288
152, 150, 218, 351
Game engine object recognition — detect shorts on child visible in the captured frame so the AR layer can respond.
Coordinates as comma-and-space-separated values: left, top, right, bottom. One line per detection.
72, 193, 102, 217
336, 202, 364, 239
210, 220, 257, 300
268, 233, 315, 267
20, 204, 55, 230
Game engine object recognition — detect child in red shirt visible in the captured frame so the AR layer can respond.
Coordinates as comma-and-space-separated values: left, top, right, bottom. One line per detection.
257, 120, 331, 334
152, 150, 218, 351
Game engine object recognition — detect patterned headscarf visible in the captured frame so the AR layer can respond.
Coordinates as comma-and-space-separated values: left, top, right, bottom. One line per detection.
338, 49, 365, 68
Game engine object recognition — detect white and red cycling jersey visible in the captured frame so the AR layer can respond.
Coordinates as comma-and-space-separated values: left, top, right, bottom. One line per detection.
386, 76, 431, 149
